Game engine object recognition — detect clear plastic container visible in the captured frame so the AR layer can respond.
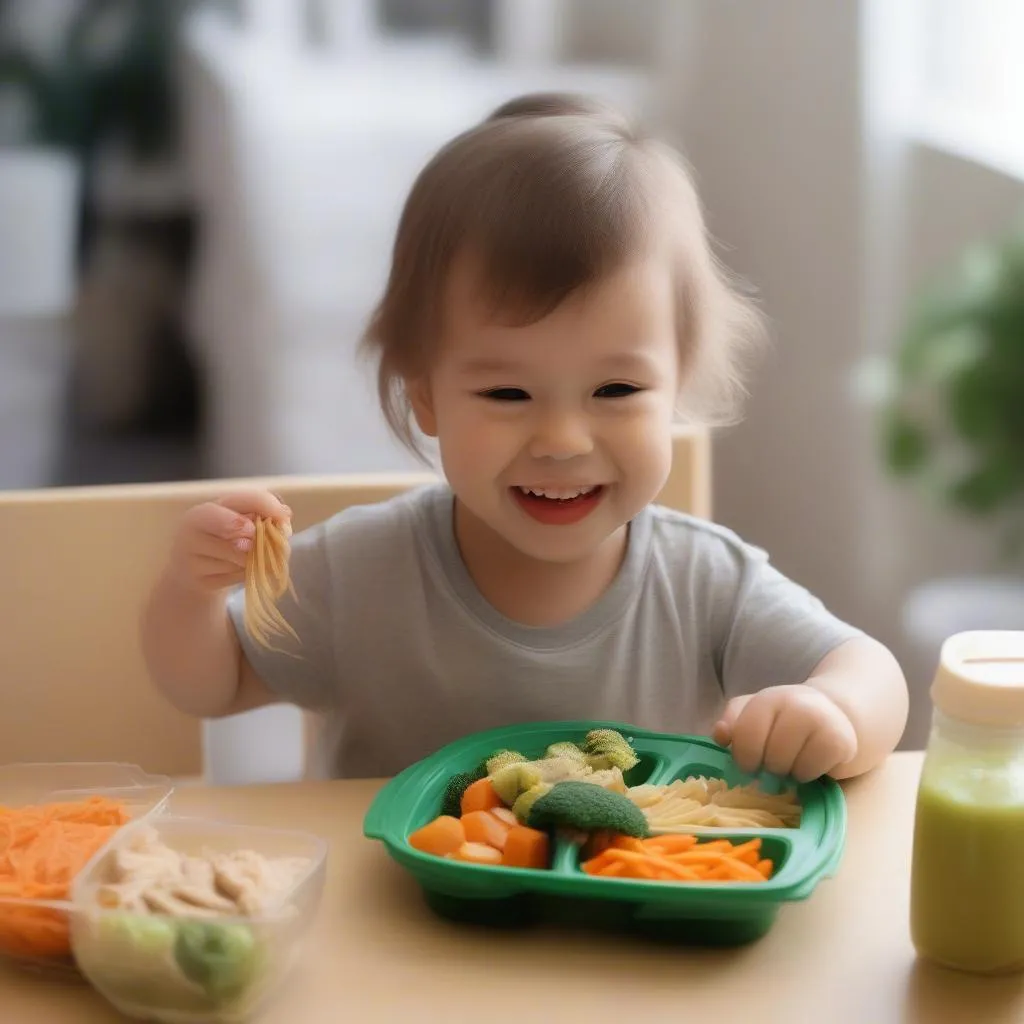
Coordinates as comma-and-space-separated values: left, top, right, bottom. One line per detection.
69, 815, 328, 1023
910, 630, 1024, 974
0, 762, 174, 976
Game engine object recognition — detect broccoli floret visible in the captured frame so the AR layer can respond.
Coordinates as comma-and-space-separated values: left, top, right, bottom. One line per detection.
485, 749, 526, 775
174, 922, 258, 1003
440, 771, 477, 817
544, 741, 589, 766
525, 781, 650, 837
490, 757, 590, 807
490, 764, 525, 806
512, 782, 553, 823
582, 728, 640, 772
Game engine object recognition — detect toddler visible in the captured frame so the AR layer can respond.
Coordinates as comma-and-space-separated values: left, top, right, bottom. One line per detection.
141, 93, 908, 782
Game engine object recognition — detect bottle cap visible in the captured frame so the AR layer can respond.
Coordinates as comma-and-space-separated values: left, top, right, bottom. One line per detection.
931, 630, 1024, 727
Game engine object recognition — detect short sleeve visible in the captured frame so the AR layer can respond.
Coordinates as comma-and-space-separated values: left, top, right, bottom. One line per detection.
712, 537, 863, 699
226, 520, 337, 711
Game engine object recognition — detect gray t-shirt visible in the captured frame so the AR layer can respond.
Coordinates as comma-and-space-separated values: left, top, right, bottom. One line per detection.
227, 484, 861, 779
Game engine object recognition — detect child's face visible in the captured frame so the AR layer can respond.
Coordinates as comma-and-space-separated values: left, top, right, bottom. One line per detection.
412, 255, 680, 565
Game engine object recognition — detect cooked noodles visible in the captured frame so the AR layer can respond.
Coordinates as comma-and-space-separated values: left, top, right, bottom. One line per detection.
243, 517, 298, 650
627, 776, 802, 831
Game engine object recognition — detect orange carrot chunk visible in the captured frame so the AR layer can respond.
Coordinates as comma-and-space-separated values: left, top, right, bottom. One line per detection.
460, 778, 504, 815
461, 810, 512, 851
501, 826, 550, 870
408, 815, 466, 858
490, 807, 519, 829
453, 842, 503, 865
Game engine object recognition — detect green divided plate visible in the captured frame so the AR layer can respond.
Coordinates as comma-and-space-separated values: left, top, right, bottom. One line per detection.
363, 720, 846, 946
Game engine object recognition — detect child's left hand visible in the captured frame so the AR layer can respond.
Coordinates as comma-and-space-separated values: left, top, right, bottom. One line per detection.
712, 684, 858, 782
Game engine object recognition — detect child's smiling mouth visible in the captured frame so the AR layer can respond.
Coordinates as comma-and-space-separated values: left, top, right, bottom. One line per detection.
510, 484, 606, 525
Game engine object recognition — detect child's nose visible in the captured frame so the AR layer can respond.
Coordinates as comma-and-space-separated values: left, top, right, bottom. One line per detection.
528, 411, 594, 461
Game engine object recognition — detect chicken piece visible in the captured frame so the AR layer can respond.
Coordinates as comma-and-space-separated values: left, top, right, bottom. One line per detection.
142, 888, 224, 919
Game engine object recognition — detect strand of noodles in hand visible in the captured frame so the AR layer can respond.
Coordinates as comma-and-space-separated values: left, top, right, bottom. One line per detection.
244, 516, 299, 650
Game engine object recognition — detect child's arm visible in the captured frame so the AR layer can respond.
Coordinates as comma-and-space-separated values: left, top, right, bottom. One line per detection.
713, 636, 908, 782
140, 491, 288, 719
141, 572, 276, 718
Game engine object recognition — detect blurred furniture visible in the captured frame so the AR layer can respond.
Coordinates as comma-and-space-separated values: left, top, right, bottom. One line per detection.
177, 6, 652, 479
0, 424, 707, 783
4, 752, 1006, 1024
0, 0, 199, 479
0, 150, 79, 489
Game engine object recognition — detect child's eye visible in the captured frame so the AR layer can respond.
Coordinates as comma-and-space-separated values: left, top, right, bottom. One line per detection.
593, 382, 643, 398
479, 387, 530, 401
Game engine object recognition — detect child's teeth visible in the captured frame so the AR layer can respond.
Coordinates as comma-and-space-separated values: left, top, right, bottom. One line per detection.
518, 486, 597, 500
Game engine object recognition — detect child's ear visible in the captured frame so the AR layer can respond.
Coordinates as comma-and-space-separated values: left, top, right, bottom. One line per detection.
407, 377, 438, 437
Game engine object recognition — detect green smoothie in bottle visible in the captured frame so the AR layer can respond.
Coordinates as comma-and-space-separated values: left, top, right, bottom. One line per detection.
910, 630, 1024, 974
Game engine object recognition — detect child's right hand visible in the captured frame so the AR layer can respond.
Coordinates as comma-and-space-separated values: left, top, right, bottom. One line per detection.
168, 490, 292, 595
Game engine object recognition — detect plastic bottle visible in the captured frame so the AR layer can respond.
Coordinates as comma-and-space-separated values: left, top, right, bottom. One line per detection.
910, 630, 1024, 973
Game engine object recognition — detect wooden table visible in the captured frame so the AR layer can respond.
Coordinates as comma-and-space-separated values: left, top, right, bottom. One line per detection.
5, 751, 1024, 1023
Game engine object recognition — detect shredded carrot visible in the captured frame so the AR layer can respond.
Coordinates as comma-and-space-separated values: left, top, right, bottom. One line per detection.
581, 835, 775, 884
0, 796, 130, 958
639, 834, 698, 855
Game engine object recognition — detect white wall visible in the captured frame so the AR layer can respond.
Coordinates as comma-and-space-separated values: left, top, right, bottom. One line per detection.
584, 0, 1024, 745
657, 1, 875, 629
877, 145, 1024, 702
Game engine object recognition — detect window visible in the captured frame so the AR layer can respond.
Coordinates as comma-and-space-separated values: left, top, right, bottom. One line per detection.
915, 0, 1024, 177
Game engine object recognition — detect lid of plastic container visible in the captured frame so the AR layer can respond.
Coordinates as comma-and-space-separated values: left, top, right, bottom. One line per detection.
931, 630, 1024, 727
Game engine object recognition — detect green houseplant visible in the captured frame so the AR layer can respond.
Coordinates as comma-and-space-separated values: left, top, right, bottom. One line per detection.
871, 224, 1024, 751
0, 0, 186, 161
877, 224, 1024, 561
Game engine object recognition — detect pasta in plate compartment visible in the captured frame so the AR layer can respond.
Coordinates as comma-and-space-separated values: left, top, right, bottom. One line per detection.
627, 776, 802, 831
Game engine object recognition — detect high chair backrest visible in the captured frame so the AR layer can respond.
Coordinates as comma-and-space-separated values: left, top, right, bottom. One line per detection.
0, 425, 709, 778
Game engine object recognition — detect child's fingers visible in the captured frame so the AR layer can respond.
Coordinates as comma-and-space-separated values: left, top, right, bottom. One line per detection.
712, 694, 753, 746
183, 501, 256, 543
729, 697, 779, 774
217, 490, 291, 524
760, 706, 814, 777
790, 715, 858, 782
181, 493, 291, 549
789, 731, 841, 783
188, 533, 252, 568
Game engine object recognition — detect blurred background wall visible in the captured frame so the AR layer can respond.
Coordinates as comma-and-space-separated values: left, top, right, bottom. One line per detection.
2, 0, 1021, 782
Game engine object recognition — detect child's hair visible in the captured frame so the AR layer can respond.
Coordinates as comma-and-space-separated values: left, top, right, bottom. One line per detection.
361, 91, 767, 458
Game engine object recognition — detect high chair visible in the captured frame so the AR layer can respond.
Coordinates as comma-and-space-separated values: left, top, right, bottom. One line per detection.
0, 425, 710, 781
